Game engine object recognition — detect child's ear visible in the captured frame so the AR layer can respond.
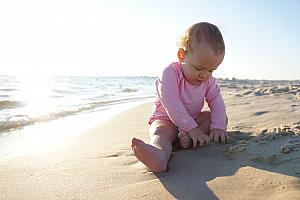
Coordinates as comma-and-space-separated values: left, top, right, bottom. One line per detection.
177, 48, 185, 63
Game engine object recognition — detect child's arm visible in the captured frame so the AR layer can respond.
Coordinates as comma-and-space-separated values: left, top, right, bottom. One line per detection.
205, 78, 227, 130
205, 78, 228, 143
156, 66, 198, 133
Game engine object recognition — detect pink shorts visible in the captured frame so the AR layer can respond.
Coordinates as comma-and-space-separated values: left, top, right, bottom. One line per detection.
148, 115, 172, 125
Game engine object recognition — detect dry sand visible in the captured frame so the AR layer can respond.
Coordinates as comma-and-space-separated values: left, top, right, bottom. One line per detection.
0, 79, 300, 199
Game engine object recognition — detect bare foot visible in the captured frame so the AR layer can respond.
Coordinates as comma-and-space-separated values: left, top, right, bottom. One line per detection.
131, 138, 168, 172
178, 132, 192, 149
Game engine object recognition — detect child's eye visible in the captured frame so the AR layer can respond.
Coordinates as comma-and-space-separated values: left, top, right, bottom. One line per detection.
193, 65, 214, 73
194, 66, 204, 71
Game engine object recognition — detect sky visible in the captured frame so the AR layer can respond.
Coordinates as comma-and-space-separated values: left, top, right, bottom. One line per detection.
0, 0, 299, 80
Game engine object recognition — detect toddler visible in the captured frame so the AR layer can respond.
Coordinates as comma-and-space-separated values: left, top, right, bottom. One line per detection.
131, 22, 228, 172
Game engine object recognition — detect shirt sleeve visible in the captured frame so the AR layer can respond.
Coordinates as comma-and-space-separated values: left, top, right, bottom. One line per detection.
205, 78, 227, 130
156, 66, 198, 132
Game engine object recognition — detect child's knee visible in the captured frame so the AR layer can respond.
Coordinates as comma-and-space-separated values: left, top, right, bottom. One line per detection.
149, 120, 178, 141
196, 111, 211, 124
152, 128, 177, 142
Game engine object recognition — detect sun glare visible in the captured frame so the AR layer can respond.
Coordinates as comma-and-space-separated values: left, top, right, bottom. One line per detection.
18, 74, 55, 117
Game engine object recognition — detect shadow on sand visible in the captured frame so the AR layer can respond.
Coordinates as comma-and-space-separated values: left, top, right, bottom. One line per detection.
153, 130, 300, 200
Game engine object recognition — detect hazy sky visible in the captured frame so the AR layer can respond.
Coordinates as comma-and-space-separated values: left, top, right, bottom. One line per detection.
0, 0, 299, 79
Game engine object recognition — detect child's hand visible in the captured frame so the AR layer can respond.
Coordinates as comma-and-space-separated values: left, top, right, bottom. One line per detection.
187, 128, 210, 148
209, 128, 229, 143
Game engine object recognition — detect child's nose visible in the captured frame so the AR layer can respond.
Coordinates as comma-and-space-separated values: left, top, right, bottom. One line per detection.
199, 71, 210, 80
206, 72, 212, 79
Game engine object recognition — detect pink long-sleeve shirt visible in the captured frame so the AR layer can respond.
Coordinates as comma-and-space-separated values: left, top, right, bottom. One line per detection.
149, 62, 227, 132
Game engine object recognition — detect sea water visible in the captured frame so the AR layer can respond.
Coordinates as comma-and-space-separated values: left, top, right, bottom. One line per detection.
0, 75, 156, 157
0, 75, 156, 134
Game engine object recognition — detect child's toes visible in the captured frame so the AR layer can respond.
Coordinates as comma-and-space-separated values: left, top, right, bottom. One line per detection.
182, 141, 191, 149
181, 138, 189, 145
178, 132, 185, 138
181, 142, 189, 149
178, 132, 191, 149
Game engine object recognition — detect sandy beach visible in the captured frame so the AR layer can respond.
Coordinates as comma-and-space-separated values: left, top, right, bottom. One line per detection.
0, 79, 300, 199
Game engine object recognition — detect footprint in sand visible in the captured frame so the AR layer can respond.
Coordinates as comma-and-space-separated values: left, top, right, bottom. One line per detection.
249, 154, 285, 165
224, 131, 253, 159
99, 151, 142, 167
242, 90, 253, 95
279, 139, 300, 153
227, 130, 253, 141
102, 151, 130, 158
290, 104, 300, 107
92, 151, 133, 160
249, 152, 300, 166
254, 111, 269, 116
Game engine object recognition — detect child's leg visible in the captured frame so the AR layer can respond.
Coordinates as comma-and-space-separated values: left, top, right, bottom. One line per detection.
178, 112, 228, 147
131, 119, 178, 172
178, 111, 211, 149
195, 111, 211, 135
195, 111, 228, 134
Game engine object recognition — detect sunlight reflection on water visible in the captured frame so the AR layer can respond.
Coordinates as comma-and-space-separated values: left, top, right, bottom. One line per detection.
0, 99, 152, 158
17, 74, 56, 117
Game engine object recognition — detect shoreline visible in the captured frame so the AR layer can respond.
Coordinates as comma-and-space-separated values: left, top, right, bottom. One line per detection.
0, 99, 153, 159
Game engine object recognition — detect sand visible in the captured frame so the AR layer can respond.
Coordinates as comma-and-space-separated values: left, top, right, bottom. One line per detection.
0, 79, 300, 199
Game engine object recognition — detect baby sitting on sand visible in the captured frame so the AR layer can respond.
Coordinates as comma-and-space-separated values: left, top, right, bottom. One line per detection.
131, 22, 228, 172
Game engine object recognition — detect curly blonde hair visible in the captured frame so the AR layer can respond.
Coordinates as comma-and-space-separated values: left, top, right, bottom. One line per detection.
178, 22, 225, 55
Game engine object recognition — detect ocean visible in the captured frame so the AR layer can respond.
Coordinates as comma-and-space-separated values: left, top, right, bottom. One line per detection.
0, 75, 156, 134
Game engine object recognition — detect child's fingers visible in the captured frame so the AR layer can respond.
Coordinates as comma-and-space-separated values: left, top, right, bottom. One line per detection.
224, 132, 229, 143
192, 138, 197, 149
203, 134, 210, 145
198, 138, 204, 147
209, 133, 213, 141
213, 133, 218, 143
220, 133, 226, 143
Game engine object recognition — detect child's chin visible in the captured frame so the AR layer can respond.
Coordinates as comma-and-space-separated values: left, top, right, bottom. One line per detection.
191, 80, 203, 85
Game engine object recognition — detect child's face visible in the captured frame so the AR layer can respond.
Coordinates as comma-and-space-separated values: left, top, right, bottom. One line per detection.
182, 42, 224, 85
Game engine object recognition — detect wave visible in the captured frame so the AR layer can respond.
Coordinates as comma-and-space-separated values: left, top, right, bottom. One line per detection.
52, 89, 77, 95
0, 88, 18, 92
0, 96, 154, 133
121, 88, 138, 93
0, 100, 25, 109
88, 96, 153, 107
0, 115, 34, 132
